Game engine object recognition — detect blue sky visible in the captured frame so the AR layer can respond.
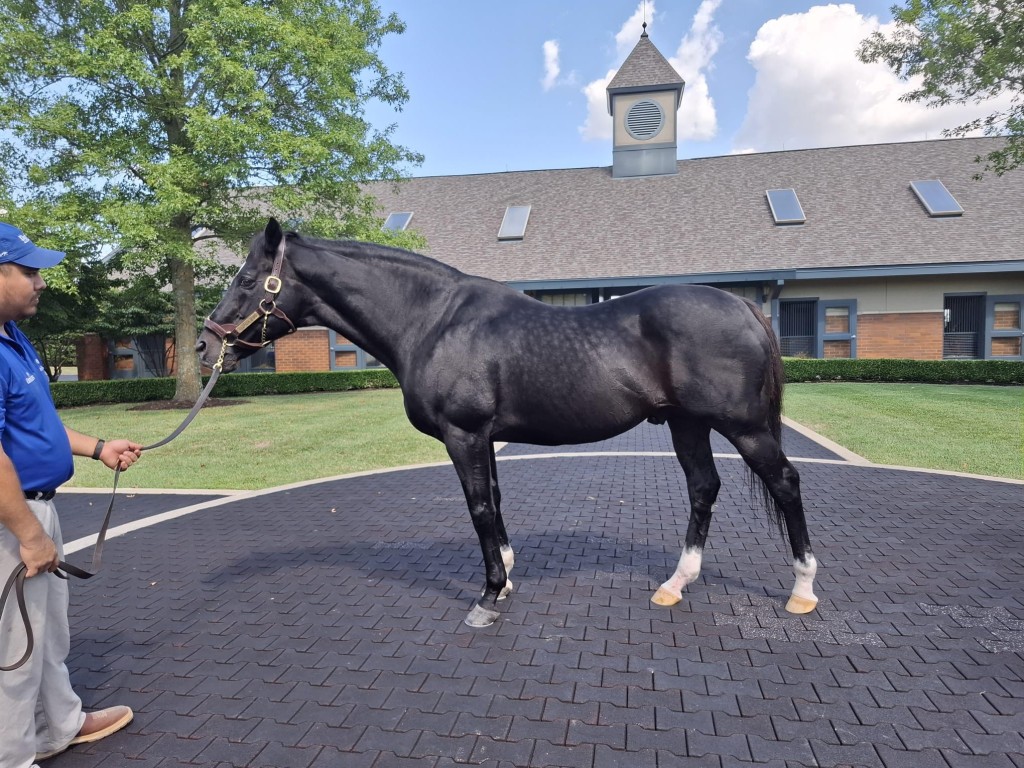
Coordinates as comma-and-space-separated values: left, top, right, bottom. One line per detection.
366, 2, 1007, 178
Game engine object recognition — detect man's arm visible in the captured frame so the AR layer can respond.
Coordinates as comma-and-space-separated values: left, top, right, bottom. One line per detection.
65, 427, 142, 470
0, 448, 58, 577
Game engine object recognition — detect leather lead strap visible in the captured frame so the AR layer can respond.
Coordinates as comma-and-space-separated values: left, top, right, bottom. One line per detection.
0, 367, 223, 671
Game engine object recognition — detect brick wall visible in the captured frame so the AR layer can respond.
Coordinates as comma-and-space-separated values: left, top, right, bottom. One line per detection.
75, 334, 109, 381
275, 328, 331, 372
857, 312, 943, 360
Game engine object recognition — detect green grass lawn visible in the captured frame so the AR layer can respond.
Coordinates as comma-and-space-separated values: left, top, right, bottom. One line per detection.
60, 383, 1023, 490
61, 389, 450, 490
783, 383, 1023, 480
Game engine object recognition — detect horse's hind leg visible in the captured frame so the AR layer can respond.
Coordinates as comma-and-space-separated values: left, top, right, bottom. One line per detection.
652, 417, 721, 607
443, 427, 509, 627
728, 429, 818, 614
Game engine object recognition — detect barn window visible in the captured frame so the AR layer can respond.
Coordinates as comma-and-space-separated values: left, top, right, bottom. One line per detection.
910, 180, 963, 217
498, 205, 531, 240
382, 212, 413, 231
766, 188, 806, 225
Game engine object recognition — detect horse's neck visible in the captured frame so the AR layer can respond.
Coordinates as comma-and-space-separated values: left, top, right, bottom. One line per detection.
304, 246, 454, 374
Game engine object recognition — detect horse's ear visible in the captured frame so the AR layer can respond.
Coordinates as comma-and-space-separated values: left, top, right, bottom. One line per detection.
265, 218, 284, 255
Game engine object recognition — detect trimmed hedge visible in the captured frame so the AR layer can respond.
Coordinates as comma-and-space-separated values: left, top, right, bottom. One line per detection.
53, 369, 399, 408
51, 358, 1022, 408
783, 358, 1024, 385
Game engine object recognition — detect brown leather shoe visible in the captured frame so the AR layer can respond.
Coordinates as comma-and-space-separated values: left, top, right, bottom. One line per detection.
36, 706, 133, 760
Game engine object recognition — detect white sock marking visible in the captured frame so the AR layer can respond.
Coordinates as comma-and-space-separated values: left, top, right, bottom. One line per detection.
658, 546, 703, 599
791, 554, 818, 602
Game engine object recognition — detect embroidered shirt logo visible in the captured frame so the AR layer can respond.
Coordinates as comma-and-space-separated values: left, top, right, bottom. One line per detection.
25, 370, 36, 385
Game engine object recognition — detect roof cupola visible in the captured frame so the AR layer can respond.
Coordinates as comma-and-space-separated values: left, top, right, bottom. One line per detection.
607, 26, 685, 178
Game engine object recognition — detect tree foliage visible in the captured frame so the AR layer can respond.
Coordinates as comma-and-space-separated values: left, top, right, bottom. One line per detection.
0, 0, 424, 401
11, 216, 112, 382
858, 0, 1024, 175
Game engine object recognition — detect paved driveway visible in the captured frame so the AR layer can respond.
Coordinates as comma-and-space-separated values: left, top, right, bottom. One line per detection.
41, 422, 1024, 768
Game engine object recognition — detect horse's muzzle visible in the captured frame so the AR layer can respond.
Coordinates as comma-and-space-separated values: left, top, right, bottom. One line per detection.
195, 332, 239, 373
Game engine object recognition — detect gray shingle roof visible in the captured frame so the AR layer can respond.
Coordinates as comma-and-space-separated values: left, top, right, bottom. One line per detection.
607, 32, 685, 92
365, 137, 1023, 286
606, 31, 684, 115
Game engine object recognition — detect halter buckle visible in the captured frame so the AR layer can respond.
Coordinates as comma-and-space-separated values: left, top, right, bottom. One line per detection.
264, 275, 283, 294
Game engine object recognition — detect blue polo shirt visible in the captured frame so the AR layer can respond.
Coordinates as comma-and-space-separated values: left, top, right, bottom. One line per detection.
0, 322, 73, 491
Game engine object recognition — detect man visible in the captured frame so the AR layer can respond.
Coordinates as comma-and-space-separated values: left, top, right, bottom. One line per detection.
0, 222, 142, 767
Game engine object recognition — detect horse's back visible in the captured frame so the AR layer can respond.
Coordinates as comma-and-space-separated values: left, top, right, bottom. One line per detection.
404, 281, 775, 445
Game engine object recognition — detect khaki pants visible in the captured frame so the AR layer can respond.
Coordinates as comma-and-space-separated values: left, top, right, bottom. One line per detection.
0, 499, 84, 768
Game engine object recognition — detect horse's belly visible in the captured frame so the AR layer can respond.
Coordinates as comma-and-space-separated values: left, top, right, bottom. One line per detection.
493, 415, 646, 446
492, 377, 654, 446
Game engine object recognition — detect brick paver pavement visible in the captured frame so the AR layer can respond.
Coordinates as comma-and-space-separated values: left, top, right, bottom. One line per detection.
37, 423, 1023, 768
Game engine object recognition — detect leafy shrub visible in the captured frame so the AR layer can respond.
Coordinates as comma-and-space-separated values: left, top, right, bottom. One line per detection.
53, 369, 400, 408
783, 358, 1024, 385
51, 359, 1023, 409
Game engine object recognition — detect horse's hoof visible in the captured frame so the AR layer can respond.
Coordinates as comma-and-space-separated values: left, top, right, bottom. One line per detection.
650, 587, 681, 607
497, 579, 514, 601
465, 603, 500, 628
785, 594, 818, 614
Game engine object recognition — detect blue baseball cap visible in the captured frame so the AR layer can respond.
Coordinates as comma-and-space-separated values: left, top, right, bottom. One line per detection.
0, 222, 66, 268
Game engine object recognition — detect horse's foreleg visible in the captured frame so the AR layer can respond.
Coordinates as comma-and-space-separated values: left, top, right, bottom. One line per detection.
652, 419, 721, 607
490, 446, 514, 599
444, 428, 508, 627
729, 430, 818, 615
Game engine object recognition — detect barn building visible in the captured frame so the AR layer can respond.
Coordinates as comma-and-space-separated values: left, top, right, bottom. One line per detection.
81, 27, 1024, 379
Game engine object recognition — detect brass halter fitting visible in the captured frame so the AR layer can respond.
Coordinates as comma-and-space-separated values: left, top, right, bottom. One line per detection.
214, 336, 230, 371
203, 236, 295, 358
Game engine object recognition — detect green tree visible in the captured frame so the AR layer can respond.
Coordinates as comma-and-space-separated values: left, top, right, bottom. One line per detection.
0, 0, 424, 403
1, 194, 112, 381
92, 256, 234, 378
858, 0, 1024, 176
19, 261, 109, 382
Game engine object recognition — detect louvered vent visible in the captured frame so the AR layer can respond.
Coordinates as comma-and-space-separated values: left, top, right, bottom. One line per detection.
625, 100, 664, 140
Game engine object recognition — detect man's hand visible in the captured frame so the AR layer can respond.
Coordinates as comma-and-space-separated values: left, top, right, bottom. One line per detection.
98, 439, 143, 471
20, 530, 59, 577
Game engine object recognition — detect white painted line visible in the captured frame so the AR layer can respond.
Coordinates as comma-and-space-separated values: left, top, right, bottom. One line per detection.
64, 493, 258, 555
782, 416, 872, 465
59, 486, 246, 496
62, 460, 454, 555
849, 463, 1024, 486
63, 448, 1023, 554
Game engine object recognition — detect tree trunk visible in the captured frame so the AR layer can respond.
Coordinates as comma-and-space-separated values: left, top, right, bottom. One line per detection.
170, 257, 202, 404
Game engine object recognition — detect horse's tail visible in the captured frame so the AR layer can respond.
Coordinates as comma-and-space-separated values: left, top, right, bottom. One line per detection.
743, 299, 787, 538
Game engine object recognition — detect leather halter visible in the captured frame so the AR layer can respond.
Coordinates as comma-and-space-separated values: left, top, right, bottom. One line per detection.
203, 236, 296, 352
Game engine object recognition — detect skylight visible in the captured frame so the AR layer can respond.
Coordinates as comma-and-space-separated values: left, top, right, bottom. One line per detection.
766, 188, 806, 225
382, 212, 413, 231
498, 205, 531, 240
910, 180, 964, 217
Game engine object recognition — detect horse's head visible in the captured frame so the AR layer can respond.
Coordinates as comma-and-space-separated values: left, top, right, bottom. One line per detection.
196, 217, 301, 373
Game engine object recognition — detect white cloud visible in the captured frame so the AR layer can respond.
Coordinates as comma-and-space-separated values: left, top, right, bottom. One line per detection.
542, 40, 560, 92
614, 2, 650, 60
580, 70, 618, 140
579, 0, 724, 143
580, 1, 650, 141
733, 3, 1014, 153
668, 0, 723, 141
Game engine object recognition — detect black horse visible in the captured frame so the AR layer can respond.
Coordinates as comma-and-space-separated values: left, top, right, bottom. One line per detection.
197, 219, 818, 627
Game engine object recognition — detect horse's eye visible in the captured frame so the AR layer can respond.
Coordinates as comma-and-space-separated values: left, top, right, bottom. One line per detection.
239, 275, 257, 289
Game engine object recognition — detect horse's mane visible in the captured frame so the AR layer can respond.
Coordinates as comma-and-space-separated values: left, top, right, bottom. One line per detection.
285, 232, 465, 280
